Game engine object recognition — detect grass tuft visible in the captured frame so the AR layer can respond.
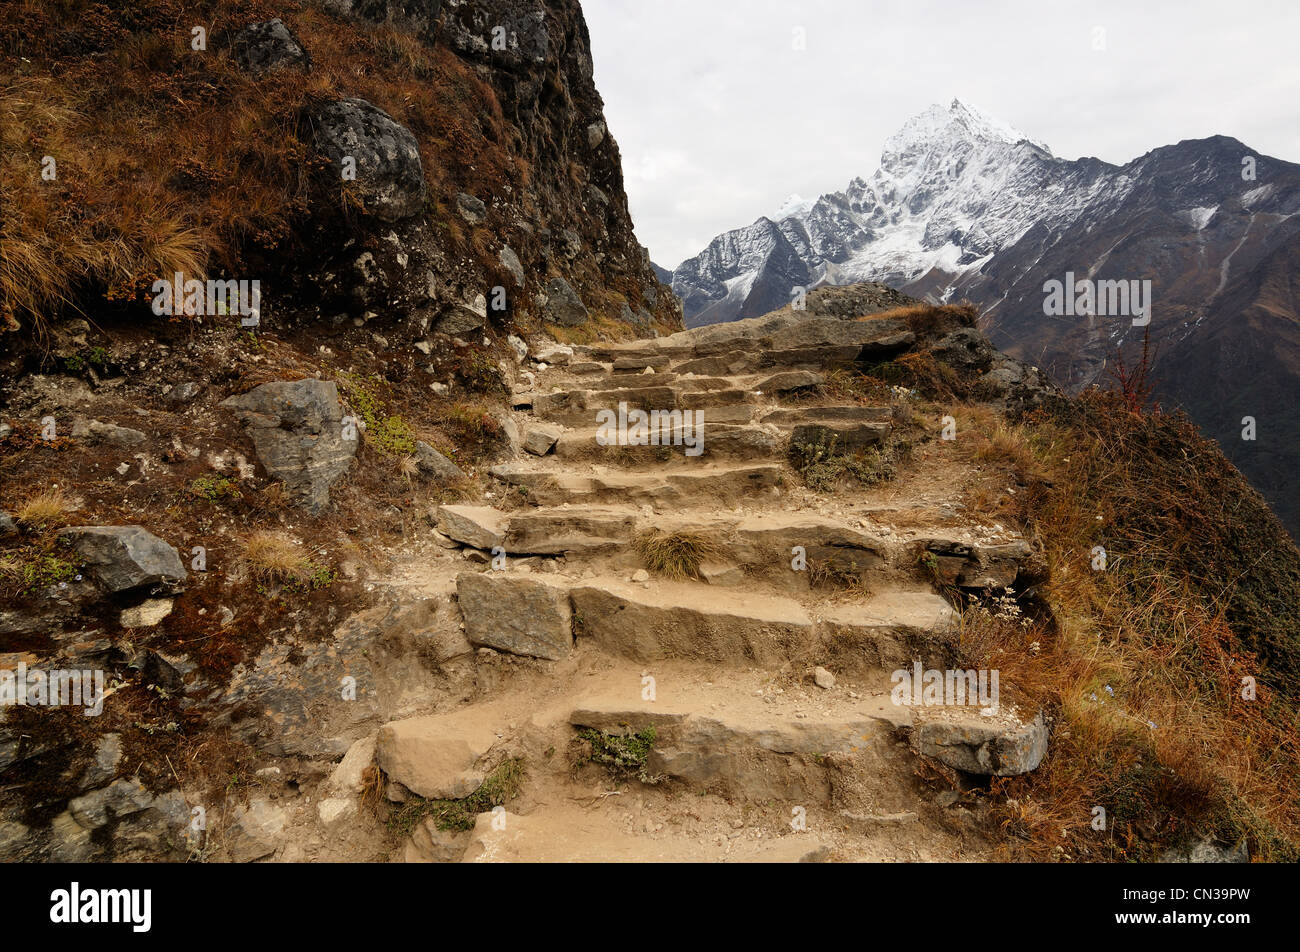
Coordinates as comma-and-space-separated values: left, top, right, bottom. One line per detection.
633, 529, 723, 580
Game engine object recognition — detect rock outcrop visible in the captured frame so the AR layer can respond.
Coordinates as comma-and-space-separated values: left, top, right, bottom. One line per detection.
221, 379, 358, 513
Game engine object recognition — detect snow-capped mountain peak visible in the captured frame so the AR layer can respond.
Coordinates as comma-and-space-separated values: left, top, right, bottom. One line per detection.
673, 100, 1077, 327
775, 193, 816, 220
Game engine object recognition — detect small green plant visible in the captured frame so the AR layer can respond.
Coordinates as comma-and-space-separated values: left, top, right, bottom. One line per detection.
186, 474, 242, 503
19, 553, 78, 595
60, 347, 109, 374
339, 373, 417, 456
577, 726, 662, 784
793, 434, 899, 492
387, 757, 526, 836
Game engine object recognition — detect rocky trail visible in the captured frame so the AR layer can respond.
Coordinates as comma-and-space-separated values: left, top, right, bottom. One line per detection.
245, 309, 1051, 863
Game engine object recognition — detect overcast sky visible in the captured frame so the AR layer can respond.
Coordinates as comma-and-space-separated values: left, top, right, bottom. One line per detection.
584, 0, 1300, 269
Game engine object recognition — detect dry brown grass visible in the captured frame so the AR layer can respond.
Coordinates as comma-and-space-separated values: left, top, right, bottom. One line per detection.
953, 392, 1300, 862
242, 530, 308, 583
12, 487, 71, 529
0, 0, 519, 336
633, 529, 724, 581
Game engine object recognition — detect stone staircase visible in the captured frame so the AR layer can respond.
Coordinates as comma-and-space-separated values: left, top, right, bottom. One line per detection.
373, 313, 1049, 862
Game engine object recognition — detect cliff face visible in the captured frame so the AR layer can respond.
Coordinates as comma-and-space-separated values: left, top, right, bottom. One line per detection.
0, 0, 680, 343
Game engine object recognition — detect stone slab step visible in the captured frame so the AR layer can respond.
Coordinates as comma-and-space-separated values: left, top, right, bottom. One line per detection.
460, 806, 830, 863
570, 575, 815, 663
761, 405, 894, 426
553, 424, 777, 463
490, 461, 782, 507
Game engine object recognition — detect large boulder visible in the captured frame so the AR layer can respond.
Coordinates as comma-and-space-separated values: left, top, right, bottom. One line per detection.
539, 277, 588, 327
456, 571, 572, 660
313, 98, 427, 223
221, 379, 357, 513
58, 526, 186, 593
376, 709, 498, 799
442, 0, 550, 64
231, 19, 310, 77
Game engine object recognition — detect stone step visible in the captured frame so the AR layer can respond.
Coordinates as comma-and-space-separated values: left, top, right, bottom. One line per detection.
567, 673, 1048, 802
553, 423, 778, 463
489, 461, 783, 507
585, 314, 914, 367
436, 504, 632, 556
569, 575, 815, 663
568, 573, 959, 668
503, 505, 636, 556
531, 375, 821, 426
761, 405, 895, 426
458, 804, 831, 863
817, 591, 961, 673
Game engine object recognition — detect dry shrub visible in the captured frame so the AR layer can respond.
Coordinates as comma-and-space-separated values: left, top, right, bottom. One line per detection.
957, 390, 1300, 861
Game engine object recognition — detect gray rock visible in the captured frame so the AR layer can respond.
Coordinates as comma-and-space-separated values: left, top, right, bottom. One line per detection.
499, 245, 525, 287
72, 419, 146, 446
323, 0, 443, 42
221, 379, 357, 513
442, 3, 549, 63
913, 712, 1049, 776
69, 778, 156, 829
558, 229, 582, 259
496, 414, 522, 459
226, 799, 289, 863
120, 597, 174, 628
58, 526, 186, 593
414, 441, 466, 483
586, 121, 606, 149
620, 303, 652, 330
405, 816, 471, 863
532, 343, 573, 366
0, 820, 29, 858
0, 512, 15, 538
436, 303, 485, 338
456, 192, 487, 223
81, 733, 122, 789
326, 736, 377, 797
164, 381, 204, 404
540, 277, 588, 327
436, 506, 506, 550
813, 667, 835, 690
522, 426, 559, 456
456, 571, 573, 660
231, 18, 310, 77
313, 98, 426, 223
1160, 837, 1250, 864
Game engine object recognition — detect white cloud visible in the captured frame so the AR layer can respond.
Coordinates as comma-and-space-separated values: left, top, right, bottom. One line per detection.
585, 0, 1300, 269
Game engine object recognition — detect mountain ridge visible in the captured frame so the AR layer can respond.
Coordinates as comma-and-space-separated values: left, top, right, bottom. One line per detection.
671, 101, 1300, 535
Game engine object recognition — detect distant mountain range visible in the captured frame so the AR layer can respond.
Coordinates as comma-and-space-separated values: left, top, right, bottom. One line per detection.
667, 100, 1300, 536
